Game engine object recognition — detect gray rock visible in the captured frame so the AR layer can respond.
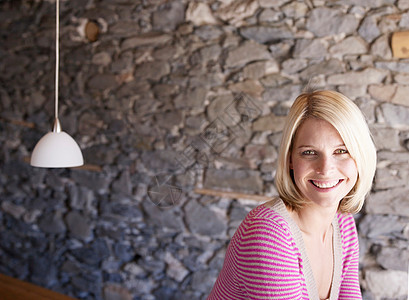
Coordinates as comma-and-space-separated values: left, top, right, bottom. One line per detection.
365, 269, 408, 299
359, 215, 405, 239
29, 254, 58, 287
306, 8, 359, 37
71, 271, 102, 298
329, 36, 368, 56
206, 93, 237, 127
101, 199, 144, 221
259, 0, 288, 8
336, 0, 395, 7
152, 2, 185, 32
112, 170, 132, 195
300, 59, 345, 81
293, 39, 328, 58
142, 201, 185, 230
199, 44, 222, 63
371, 34, 392, 59
38, 211, 67, 234
263, 84, 302, 102
337, 85, 367, 99
71, 239, 110, 266
367, 188, 409, 217
184, 199, 227, 238
375, 61, 409, 73
398, 0, 409, 10
394, 74, 409, 84
242, 60, 279, 79
379, 103, 409, 127
65, 210, 93, 241
368, 84, 396, 102
259, 9, 283, 23
134, 61, 170, 81
282, 2, 308, 19
399, 12, 409, 28
377, 247, 409, 271
377, 151, 409, 164
92, 52, 112, 66
186, 2, 218, 26
375, 164, 409, 190
71, 171, 112, 194
155, 110, 184, 130
1, 201, 25, 219
370, 125, 402, 151
239, 26, 293, 44
190, 269, 220, 293
184, 114, 208, 136
327, 68, 387, 85
203, 168, 263, 194
194, 26, 224, 41
269, 40, 294, 58
87, 74, 119, 90
111, 51, 133, 74
164, 252, 189, 282
252, 114, 287, 132
358, 16, 381, 43
225, 41, 271, 68
228, 79, 264, 98
391, 86, 409, 107
244, 144, 277, 168
282, 58, 308, 74
109, 21, 140, 38
121, 33, 172, 50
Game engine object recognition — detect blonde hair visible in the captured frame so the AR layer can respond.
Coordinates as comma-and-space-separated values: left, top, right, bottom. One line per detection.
275, 90, 377, 214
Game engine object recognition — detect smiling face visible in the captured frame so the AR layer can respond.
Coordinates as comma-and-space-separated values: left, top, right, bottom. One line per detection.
290, 118, 358, 209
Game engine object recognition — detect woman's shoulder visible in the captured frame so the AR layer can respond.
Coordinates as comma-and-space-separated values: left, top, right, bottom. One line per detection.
246, 197, 289, 221
239, 198, 294, 238
336, 212, 358, 232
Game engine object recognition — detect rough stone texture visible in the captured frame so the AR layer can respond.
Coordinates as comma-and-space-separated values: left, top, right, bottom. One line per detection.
329, 36, 368, 57
327, 68, 387, 85
306, 7, 359, 37
1, 1, 409, 299
225, 40, 271, 68
203, 169, 263, 194
365, 269, 408, 299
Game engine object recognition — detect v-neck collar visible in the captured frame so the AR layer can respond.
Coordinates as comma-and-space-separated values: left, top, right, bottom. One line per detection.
264, 198, 343, 300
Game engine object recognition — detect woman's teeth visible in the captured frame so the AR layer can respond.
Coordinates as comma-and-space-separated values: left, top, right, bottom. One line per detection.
311, 180, 340, 189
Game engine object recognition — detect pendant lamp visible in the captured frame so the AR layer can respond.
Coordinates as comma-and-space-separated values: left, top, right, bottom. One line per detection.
31, 0, 84, 168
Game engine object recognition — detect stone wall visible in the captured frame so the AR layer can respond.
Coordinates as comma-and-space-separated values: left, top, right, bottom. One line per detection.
1, 0, 409, 299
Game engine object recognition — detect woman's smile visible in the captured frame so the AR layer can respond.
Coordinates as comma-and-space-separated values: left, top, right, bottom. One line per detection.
310, 179, 343, 189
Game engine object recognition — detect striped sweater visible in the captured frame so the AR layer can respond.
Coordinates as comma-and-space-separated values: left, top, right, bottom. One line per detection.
207, 198, 362, 300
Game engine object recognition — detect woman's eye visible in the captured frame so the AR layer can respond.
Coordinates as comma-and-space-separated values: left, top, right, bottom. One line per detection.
302, 150, 316, 155
334, 149, 348, 154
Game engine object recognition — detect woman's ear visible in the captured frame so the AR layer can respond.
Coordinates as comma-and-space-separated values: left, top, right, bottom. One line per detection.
289, 154, 293, 169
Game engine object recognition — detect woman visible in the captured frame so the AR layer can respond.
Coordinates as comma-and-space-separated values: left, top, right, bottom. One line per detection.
208, 90, 377, 300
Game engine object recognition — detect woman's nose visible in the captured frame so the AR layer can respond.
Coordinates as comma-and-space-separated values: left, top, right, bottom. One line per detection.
315, 156, 334, 174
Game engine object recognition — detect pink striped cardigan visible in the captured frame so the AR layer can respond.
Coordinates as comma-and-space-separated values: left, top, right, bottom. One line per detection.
208, 198, 362, 300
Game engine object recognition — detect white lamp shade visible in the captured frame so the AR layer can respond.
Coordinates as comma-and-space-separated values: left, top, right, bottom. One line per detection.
31, 131, 84, 168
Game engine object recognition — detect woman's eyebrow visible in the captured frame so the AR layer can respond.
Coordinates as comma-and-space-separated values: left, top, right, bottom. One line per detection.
297, 143, 346, 149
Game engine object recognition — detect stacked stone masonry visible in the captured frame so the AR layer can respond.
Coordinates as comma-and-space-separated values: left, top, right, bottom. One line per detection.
0, 0, 409, 299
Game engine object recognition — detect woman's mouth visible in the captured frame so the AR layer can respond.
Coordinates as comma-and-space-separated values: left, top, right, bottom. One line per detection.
310, 179, 343, 189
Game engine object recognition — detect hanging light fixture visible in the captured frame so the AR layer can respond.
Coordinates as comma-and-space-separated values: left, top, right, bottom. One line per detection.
31, 0, 84, 168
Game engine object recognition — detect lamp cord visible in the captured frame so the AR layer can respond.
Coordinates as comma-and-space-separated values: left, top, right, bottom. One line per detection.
55, 0, 59, 119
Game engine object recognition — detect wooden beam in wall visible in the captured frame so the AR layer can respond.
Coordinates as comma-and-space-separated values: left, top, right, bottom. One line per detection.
194, 187, 272, 202
22, 156, 102, 172
0, 273, 76, 300
391, 31, 409, 58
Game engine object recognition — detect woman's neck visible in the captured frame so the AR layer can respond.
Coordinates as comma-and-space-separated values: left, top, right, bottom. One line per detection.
287, 204, 337, 243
